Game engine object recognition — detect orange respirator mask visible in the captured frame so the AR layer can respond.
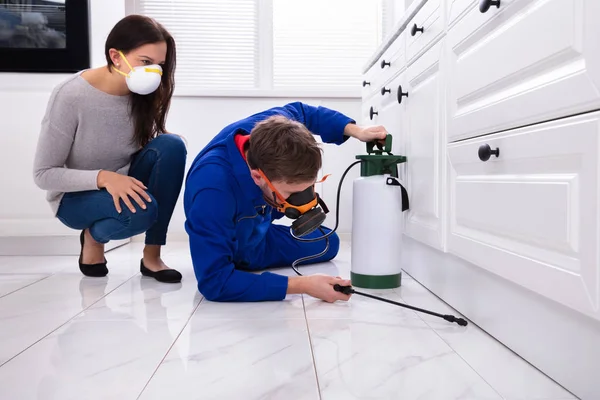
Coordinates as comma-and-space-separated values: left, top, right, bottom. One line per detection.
258, 170, 330, 237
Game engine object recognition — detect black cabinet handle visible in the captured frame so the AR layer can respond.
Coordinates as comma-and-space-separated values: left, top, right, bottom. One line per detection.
411, 23, 424, 36
381, 87, 391, 95
381, 59, 391, 69
478, 144, 500, 161
479, 0, 501, 13
362, 80, 370, 87
397, 85, 409, 104
369, 106, 378, 120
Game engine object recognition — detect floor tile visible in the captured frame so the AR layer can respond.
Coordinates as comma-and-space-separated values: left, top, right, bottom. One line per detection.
0, 241, 575, 400
396, 278, 576, 400
79, 276, 202, 322
139, 317, 319, 400
0, 273, 49, 297
0, 318, 189, 400
308, 317, 502, 400
193, 293, 305, 320
0, 273, 133, 365
0, 255, 73, 275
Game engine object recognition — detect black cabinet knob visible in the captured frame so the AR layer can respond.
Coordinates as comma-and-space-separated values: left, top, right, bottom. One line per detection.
381, 87, 391, 95
478, 144, 500, 161
411, 23, 424, 36
397, 85, 409, 104
369, 106, 378, 120
479, 0, 501, 13
362, 80, 370, 87
381, 59, 391, 69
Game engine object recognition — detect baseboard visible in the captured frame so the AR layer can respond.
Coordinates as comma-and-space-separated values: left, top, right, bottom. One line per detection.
0, 235, 130, 256
401, 236, 600, 400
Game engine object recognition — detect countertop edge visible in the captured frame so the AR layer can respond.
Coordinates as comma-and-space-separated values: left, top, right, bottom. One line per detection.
362, 0, 429, 74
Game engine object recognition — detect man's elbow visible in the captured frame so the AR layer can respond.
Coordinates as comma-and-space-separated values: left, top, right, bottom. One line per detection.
197, 279, 230, 302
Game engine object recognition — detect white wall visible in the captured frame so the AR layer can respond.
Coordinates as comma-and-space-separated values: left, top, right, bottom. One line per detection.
0, 0, 365, 253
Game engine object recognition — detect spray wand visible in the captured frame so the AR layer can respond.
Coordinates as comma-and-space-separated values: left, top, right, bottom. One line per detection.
333, 284, 468, 326
288, 158, 468, 327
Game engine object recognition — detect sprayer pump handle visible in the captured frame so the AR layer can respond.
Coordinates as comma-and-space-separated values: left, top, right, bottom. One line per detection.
334, 284, 354, 295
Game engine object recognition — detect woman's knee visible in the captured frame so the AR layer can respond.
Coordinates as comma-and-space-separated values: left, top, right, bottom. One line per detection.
151, 134, 187, 162
124, 194, 159, 234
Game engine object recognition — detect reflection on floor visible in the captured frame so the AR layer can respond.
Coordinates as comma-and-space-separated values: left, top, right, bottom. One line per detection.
0, 241, 574, 399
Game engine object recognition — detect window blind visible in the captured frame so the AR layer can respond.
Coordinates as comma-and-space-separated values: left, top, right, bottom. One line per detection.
271, 0, 383, 90
133, 0, 385, 95
136, 0, 259, 91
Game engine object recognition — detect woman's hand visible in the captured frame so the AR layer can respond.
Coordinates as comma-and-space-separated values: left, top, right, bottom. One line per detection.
344, 123, 388, 143
97, 170, 151, 213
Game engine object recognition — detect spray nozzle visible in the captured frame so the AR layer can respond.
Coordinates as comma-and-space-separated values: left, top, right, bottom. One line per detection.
333, 284, 354, 295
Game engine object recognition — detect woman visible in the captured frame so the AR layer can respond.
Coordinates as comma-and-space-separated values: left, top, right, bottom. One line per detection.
33, 15, 186, 283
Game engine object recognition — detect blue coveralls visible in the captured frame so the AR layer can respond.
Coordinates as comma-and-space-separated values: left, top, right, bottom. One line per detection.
183, 102, 355, 302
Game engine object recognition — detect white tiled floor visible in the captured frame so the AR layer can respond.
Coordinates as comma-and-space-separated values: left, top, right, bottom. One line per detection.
0, 241, 576, 400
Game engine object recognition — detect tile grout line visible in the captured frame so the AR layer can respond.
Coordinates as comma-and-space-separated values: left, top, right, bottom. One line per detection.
0, 272, 140, 369
393, 287, 506, 400
301, 294, 323, 400
135, 296, 205, 400
0, 274, 54, 300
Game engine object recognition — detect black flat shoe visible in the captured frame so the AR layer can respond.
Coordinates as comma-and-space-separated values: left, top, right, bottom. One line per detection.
79, 230, 108, 277
140, 259, 182, 283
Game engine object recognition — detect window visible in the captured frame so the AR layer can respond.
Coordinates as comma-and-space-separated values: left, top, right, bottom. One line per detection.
130, 0, 387, 97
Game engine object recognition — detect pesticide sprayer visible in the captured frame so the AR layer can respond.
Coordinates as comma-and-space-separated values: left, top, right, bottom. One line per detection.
289, 134, 468, 327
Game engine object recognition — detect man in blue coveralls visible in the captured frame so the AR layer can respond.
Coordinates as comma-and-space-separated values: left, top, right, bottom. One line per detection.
183, 102, 387, 303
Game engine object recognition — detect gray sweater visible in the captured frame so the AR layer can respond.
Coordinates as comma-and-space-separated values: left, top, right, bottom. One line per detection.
33, 73, 140, 215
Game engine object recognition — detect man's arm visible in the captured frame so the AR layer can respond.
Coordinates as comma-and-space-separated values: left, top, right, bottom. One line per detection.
282, 102, 356, 145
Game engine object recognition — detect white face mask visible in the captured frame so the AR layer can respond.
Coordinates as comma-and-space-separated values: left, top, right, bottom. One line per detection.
114, 50, 163, 95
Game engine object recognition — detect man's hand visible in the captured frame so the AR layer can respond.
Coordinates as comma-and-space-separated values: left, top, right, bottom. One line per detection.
344, 123, 387, 143
288, 274, 352, 303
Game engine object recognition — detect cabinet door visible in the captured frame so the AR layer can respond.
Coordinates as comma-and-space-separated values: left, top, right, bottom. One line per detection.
447, 0, 600, 142
447, 112, 600, 321
378, 71, 409, 181
405, 40, 444, 250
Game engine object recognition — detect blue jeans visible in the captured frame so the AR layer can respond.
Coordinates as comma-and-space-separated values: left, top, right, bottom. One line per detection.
56, 134, 187, 245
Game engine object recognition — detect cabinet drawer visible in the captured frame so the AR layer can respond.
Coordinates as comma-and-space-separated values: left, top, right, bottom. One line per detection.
406, 0, 444, 64
447, 112, 600, 320
361, 63, 380, 99
447, 0, 600, 142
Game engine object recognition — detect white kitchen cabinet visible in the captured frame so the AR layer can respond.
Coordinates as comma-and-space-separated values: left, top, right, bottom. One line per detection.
404, 39, 445, 250
447, 112, 600, 321
447, 0, 600, 142
361, 0, 600, 397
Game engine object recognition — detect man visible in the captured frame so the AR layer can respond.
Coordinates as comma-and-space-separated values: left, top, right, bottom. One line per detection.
183, 102, 386, 302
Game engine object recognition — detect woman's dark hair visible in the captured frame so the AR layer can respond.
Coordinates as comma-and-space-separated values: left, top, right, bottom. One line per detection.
105, 15, 176, 148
